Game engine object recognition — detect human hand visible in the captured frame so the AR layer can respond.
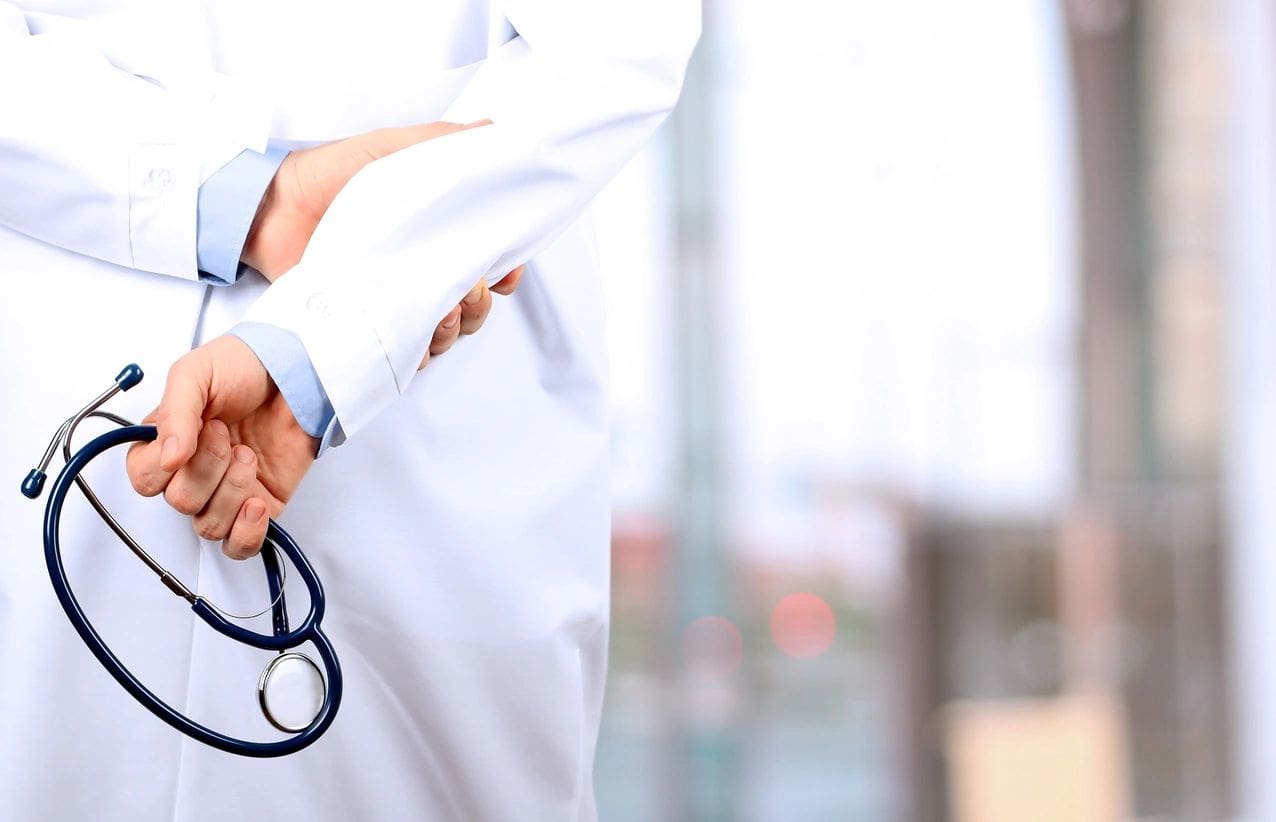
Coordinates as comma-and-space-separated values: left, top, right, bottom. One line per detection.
125, 336, 315, 559
120, 267, 527, 556
423, 265, 524, 369
242, 121, 487, 282
240, 120, 525, 370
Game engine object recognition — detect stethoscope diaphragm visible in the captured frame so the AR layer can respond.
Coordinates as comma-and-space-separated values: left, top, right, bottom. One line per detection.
258, 652, 327, 733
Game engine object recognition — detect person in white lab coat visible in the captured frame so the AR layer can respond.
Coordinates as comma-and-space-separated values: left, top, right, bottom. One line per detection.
0, 1, 698, 819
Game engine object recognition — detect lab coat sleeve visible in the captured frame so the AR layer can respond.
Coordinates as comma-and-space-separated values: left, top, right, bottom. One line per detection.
0, 3, 272, 280
240, 0, 701, 438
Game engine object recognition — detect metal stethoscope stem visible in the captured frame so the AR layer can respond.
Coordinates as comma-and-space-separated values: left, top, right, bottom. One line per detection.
26, 365, 198, 602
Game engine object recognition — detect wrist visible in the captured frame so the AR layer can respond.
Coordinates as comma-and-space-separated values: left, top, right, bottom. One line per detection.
239, 175, 278, 277
241, 155, 311, 281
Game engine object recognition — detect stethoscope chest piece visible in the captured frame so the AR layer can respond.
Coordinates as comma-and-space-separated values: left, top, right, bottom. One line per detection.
259, 652, 327, 733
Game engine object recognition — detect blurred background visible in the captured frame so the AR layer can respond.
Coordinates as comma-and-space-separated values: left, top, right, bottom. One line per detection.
586, 0, 1276, 819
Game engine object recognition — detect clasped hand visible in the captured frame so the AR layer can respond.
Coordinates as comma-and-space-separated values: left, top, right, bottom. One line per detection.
125, 121, 521, 558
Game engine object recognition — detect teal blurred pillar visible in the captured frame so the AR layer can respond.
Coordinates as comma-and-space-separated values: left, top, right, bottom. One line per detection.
666, 1, 739, 819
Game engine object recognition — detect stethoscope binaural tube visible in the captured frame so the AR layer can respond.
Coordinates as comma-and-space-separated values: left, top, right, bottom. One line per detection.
25, 367, 343, 758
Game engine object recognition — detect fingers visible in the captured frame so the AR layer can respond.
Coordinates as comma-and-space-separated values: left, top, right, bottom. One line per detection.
161, 420, 232, 516
432, 305, 462, 353
224, 498, 270, 560
491, 265, 525, 296
126, 418, 173, 498
126, 364, 208, 495
134, 432, 270, 559
125, 354, 213, 496
154, 357, 211, 473
422, 305, 463, 368
458, 279, 492, 335
192, 444, 257, 541
186, 441, 270, 559
416, 267, 521, 370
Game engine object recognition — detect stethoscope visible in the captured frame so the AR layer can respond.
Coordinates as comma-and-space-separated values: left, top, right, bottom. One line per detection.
20, 364, 342, 757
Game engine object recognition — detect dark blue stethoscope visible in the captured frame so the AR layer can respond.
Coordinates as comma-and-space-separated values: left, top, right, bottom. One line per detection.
20, 364, 342, 757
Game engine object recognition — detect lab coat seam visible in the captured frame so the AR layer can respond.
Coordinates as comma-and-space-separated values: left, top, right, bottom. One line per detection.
126, 147, 138, 270
367, 307, 407, 397
164, 552, 205, 822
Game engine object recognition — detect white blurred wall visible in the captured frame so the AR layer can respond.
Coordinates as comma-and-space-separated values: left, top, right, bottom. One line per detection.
597, 0, 1078, 529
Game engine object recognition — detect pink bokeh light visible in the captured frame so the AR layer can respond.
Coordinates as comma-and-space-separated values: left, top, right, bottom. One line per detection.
770, 592, 836, 659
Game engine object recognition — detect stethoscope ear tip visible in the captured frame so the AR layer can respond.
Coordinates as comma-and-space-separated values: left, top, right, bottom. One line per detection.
114, 364, 144, 392
20, 469, 45, 499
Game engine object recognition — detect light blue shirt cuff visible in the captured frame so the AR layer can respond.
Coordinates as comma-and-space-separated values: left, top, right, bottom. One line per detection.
197, 148, 289, 285
229, 322, 344, 454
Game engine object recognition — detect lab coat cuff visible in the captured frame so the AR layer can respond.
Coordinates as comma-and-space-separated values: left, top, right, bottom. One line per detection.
125, 71, 275, 282
129, 74, 275, 281
229, 322, 337, 440
240, 269, 401, 439
316, 413, 347, 456
197, 148, 288, 286
128, 143, 200, 280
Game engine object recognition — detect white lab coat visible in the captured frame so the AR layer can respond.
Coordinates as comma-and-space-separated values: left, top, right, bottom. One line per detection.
0, 2, 697, 819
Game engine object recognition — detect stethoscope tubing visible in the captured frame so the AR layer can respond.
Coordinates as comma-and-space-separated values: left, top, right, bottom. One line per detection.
43, 424, 342, 757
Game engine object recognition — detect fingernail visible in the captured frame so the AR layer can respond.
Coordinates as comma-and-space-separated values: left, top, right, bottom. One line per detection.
160, 437, 178, 466
248, 502, 266, 523
464, 287, 484, 305
442, 309, 461, 328
234, 446, 254, 465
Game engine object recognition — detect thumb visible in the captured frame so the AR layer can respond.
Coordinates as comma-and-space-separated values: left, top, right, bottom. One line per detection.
155, 357, 210, 473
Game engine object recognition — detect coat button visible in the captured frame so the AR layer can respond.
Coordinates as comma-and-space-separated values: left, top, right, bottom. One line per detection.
146, 167, 174, 193
306, 292, 331, 317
